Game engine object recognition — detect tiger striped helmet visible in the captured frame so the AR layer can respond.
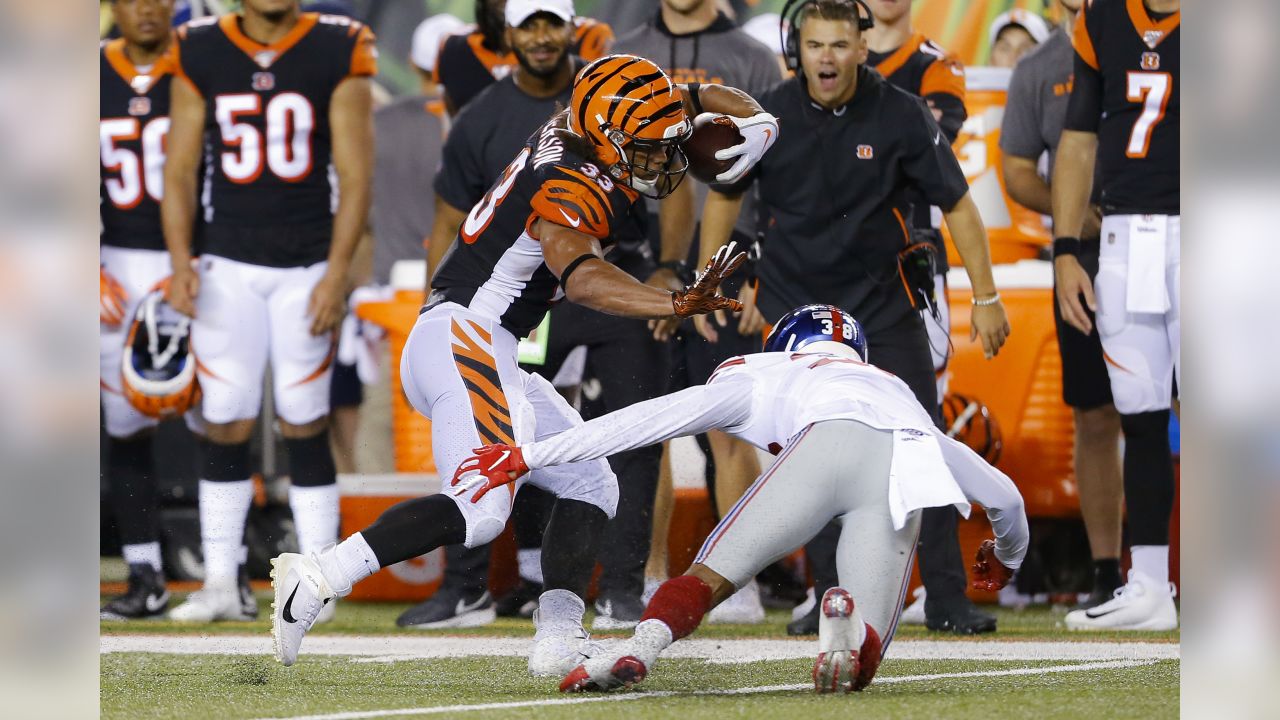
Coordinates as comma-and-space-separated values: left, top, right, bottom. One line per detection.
569, 54, 692, 198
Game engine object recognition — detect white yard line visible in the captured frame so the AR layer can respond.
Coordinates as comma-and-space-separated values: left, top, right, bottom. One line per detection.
248, 660, 1162, 720
100, 635, 1180, 663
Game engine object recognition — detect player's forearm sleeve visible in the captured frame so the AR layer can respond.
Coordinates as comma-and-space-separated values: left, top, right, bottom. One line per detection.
523, 383, 752, 469
940, 436, 1029, 569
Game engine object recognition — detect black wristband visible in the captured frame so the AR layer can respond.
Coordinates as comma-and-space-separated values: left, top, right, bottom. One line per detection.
686, 82, 704, 117
1053, 237, 1082, 259
559, 253, 600, 290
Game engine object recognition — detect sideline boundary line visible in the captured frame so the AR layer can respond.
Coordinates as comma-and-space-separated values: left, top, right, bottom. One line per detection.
251, 659, 1162, 720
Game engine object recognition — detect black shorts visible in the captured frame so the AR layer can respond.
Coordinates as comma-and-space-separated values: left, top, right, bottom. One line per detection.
1052, 240, 1114, 410
668, 271, 763, 391
329, 360, 363, 409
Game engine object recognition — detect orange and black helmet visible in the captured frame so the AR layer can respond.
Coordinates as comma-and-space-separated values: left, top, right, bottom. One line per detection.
569, 54, 692, 198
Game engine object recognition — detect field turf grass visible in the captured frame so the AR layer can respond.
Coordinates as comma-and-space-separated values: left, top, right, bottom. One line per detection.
101, 590, 1179, 719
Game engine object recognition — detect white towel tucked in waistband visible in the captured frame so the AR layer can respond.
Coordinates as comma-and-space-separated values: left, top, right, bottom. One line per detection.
887, 428, 971, 530
1126, 214, 1170, 314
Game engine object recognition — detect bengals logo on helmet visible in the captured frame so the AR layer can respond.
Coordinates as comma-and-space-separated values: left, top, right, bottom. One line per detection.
942, 392, 1002, 465
568, 54, 691, 198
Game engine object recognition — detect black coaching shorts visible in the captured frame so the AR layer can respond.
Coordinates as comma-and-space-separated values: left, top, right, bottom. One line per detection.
1052, 240, 1115, 410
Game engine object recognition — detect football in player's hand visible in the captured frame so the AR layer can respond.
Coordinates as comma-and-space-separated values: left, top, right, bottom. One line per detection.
682, 114, 743, 184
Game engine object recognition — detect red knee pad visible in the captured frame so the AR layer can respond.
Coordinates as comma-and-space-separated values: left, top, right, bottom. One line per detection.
854, 623, 882, 691
640, 575, 712, 641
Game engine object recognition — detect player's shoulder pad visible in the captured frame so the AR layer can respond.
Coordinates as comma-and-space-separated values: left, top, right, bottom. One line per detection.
307, 13, 378, 77
175, 13, 220, 43
707, 355, 750, 384
573, 17, 615, 61
529, 158, 620, 240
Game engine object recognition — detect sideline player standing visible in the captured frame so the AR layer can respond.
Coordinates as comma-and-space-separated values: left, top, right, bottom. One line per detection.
449, 304, 1029, 693
701, 0, 1008, 636
161, 0, 377, 622
99, 0, 180, 621
268, 55, 778, 675
435, 0, 614, 116
1053, 0, 1180, 631
1000, 0, 1125, 610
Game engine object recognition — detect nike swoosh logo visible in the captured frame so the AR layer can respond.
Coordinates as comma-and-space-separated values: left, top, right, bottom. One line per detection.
763, 128, 772, 142
934, 131, 942, 146
559, 208, 581, 228
487, 450, 511, 471
455, 594, 489, 615
1085, 606, 1122, 619
282, 585, 300, 623
145, 591, 169, 613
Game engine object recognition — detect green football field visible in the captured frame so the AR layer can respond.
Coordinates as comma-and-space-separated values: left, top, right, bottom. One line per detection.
101, 590, 1180, 720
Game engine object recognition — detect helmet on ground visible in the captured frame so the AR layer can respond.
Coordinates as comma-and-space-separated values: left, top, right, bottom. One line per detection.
569, 54, 692, 198
763, 303, 868, 361
941, 392, 1003, 465
121, 287, 200, 419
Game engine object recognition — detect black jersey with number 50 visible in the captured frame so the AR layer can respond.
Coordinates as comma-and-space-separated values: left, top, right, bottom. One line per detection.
1065, 0, 1179, 215
174, 12, 377, 267
431, 112, 639, 338
100, 39, 174, 251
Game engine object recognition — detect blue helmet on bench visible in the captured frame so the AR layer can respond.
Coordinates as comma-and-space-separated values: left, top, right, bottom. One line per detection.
763, 303, 868, 361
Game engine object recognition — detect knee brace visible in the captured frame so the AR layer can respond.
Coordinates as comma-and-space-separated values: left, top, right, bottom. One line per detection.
285, 433, 336, 487
1119, 410, 1175, 547
202, 439, 251, 482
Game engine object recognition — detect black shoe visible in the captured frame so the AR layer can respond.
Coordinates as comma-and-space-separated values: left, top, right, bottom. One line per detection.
101, 563, 170, 620
238, 563, 259, 620
591, 594, 644, 630
397, 587, 495, 629
495, 579, 542, 618
786, 602, 819, 636
924, 596, 997, 635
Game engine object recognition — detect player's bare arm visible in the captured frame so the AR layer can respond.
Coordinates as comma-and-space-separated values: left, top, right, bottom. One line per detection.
943, 192, 1011, 359
160, 73, 206, 318
310, 76, 373, 336
1003, 155, 1101, 242
1051, 129, 1101, 336
539, 218, 743, 320
648, 179, 698, 340
425, 195, 468, 293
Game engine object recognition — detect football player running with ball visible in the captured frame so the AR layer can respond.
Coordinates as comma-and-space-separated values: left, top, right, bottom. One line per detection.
452, 304, 1029, 693
269, 55, 780, 677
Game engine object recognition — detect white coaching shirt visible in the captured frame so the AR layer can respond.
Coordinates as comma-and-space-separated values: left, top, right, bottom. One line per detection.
522, 349, 1029, 569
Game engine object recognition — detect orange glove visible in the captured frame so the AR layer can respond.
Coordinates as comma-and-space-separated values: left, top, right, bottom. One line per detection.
970, 539, 1014, 592
671, 241, 747, 318
450, 444, 530, 503
101, 266, 128, 326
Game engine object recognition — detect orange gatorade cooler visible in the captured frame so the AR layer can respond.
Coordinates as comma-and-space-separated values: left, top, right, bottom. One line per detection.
338, 473, 445, 601
943, 67, 1050, 266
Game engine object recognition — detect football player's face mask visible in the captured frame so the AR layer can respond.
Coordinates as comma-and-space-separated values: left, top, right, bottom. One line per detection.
121, 288, 201, 419
613, 131, 691, 199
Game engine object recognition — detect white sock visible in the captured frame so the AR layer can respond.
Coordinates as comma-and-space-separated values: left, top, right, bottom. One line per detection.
535, 589, 585, 636
316, 532, 379, 596
635, 619, 675, 652
198, 479, 254, 586
122, 542, 163, 573
1130, 545, 1170, 587
289, 483, 340, 556
517, 548, 543, 585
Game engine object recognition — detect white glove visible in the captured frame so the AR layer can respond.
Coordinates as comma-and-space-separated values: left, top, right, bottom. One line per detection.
713, 111, 779, 184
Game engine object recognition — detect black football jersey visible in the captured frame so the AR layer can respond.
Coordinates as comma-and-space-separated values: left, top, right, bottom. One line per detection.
435, 18, 613, 113
431, 111, 639, 337
867, 34, 967, 142
100, 39, 174, 251
174, 12, 377, 266
1066, 0, 1179, 215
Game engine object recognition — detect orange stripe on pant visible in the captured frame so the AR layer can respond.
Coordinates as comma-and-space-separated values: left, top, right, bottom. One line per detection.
450, 319, 517, 465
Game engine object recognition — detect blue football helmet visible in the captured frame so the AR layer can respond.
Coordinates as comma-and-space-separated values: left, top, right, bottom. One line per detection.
763, 303, 868, 361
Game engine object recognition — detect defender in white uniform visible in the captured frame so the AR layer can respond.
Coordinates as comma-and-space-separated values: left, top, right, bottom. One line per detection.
452, 304, 1029, 693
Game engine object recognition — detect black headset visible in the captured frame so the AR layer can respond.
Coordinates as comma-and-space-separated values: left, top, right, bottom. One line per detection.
780, 0, 875, 72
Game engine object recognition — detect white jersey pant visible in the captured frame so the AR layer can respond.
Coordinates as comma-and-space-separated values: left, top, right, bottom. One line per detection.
192, 254, 334, 426
693, 419, 921, 644
1095, 215, 1180, 414
100, 246, 203, 438
400, 302, 618, 547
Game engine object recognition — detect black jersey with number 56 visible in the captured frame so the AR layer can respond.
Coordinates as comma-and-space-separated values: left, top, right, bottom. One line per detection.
1065, 0, 1179, 215
430, 111, 639, 338
174, 12, 377, 267
100, 39, 174, 251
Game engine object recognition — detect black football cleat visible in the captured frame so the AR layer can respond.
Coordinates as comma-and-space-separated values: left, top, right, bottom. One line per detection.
101, 563, 170, 620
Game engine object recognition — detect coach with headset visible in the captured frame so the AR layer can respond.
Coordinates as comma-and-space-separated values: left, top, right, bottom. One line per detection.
697, 0, 1011, 635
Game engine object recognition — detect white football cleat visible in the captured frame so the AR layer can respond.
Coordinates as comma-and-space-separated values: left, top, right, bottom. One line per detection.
1064, 571, 1178, 631
813, 587, 866, 693
560, 619, 671, 693
529, 608, 596, 677
707, 579, 766, 624
899, 585, 926, 625
270, 553, 337, 666
168, 583, 256, 623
